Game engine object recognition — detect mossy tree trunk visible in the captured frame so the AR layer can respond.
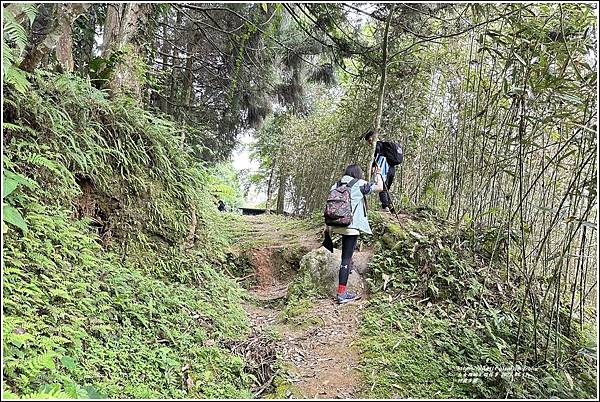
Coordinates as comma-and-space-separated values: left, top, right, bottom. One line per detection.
102, 3, 154, 99
20, 4, 90, 72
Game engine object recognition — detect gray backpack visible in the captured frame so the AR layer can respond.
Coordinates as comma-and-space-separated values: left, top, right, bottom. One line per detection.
323, 179, 359, 227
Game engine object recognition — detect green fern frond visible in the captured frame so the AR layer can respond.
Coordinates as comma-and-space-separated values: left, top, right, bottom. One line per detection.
3, 40, 15, 67
20, 4, 38, 25
4, 65, 30, 93
24, 153, 63, 176
2, 11, 28, 54
3, 122, 38, 136
2, 4, 35, 93
22, 350, 57, 380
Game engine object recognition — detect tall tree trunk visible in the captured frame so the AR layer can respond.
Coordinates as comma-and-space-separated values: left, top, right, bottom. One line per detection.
20, 4, 89, 72
265, 158, 277, 213
183, 39, 195, 113
168, 10, 183, 116
177, 21, 196, 146
276, 173, 286, 214
74, 6, 97, 75
159, 17, 170, 112
367, 5, 394, 182
55, 17, 74, 71
102, 3, 153, 98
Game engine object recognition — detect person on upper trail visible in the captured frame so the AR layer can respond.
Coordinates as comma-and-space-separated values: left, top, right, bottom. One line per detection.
364, 129, 404, 213
324, 163, 384, 304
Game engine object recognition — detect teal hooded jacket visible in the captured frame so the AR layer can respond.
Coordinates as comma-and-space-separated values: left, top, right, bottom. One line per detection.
329, 175, 378, 234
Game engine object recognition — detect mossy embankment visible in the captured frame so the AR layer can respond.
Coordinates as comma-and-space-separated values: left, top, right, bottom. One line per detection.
359, 210, 597, 399
2, 72, 255, 399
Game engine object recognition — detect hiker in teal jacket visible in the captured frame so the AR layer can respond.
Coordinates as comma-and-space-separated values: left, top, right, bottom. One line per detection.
328, 164, 383, 304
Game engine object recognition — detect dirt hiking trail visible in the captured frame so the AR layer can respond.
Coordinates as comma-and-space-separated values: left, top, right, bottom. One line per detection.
233, 214, 373, 398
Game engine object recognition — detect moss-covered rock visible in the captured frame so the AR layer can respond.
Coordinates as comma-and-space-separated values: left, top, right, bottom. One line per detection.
295, 247, 365, 298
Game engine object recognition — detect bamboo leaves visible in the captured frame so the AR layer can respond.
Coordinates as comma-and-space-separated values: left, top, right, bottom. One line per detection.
250, 5, 597, 382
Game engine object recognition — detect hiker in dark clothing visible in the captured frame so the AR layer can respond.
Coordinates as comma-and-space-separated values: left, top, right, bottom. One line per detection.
326, 164, 383, 304
217, 200, 226, 212
364, 130, 403, 213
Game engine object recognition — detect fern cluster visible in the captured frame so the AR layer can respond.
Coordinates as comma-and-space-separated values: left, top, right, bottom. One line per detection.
3, 201, 252, 398
3, 70, 239, 278
2, 70, 254, 398
2, 4, 37, 93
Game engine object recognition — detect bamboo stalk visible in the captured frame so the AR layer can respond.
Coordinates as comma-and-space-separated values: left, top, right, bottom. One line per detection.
367, 5, 394, 183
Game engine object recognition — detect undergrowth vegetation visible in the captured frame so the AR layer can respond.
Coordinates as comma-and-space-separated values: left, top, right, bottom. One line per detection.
359, 211, 596, 398
2, 71, 254, 398
2, 2, 597, 400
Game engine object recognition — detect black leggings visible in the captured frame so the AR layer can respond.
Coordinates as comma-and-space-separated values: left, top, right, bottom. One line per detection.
379, 165, 396, 208
339, 235, 358, 286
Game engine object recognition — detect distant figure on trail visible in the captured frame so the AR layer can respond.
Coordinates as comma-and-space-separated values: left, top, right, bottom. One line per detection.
217, 200, 226, 212
324, 163, 384, 304
364, 129, 404, 213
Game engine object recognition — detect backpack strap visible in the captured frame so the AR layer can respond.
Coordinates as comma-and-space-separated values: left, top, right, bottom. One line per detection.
347, 178, 362, 215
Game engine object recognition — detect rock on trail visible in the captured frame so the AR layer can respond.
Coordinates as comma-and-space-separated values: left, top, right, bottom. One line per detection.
298, 247, 371, 299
